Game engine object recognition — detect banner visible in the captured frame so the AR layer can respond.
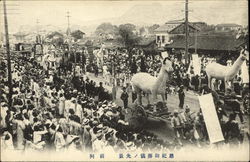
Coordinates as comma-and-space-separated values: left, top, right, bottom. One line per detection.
241, 60, 249, 83
192, 54, 200, 75
198, 93, 224, 143
161, 51, 169, 58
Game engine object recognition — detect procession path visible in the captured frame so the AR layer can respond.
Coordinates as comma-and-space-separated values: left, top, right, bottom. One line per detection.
86, 73, 249, 144
86, 73, 201, 140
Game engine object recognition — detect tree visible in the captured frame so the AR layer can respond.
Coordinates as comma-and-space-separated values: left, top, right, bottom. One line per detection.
139, 27, 146, 35
118, 23, 140, 48
148, 24, 160, 34
71, 30, 85, 42
118, 23, 141, 61
95, 22, 118, 36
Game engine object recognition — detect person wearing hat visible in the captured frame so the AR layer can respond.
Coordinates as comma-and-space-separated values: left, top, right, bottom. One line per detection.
80, 118, 92, 151
54, 126, 66, 152
65, 135, 80, 151
178, 85, 185, 109
224, 113, 243, 146
120, 87, 129, 113
229, 96, 244, 124
92, 129, 105, 152
216, 100, 228, 123
103, 133, 116, 153
181, 105, 194, 140
171, 110, 184, 145
97, 82, 105, 102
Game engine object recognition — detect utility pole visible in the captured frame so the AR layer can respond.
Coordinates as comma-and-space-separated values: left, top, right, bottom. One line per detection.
66, 11, 71, 39
36, 19, 39, 34
195, 29, 197, 54
185, 0, 189, 65
66, 11, 71, 53
3, 0, 13, 108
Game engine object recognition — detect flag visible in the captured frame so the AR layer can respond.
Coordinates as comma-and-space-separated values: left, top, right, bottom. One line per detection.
161, 51, 169, 58
241, 60, 249, 83
192, 54, 200, 75
198, 93, 224, 143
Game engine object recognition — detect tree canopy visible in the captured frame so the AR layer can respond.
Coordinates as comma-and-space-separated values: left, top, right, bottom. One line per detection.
118, 23, 140, 49
95, 22, 118, 35
148, 24, 160, 34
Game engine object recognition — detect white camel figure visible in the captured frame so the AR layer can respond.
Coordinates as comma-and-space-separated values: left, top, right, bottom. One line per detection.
131, 57, 174, 105
206, 49, 249, 91
93, 44, 105, 68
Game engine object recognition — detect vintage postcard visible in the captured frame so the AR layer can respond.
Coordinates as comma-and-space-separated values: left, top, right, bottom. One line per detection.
0, 0, 249, 161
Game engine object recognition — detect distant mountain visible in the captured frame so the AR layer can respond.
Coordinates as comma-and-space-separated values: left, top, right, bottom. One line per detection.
14, 3, 184, 35
114, 3, 164, 25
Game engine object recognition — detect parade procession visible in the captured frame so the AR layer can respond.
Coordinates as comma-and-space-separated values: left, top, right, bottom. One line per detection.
0, 0, 249, 161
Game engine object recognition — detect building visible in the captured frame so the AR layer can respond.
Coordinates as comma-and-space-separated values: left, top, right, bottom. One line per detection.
154, 20, 182, 48
215, 24, 242, 31
13, 32, 29, 43
155, 21, 200, 48
165, 34, 246, 61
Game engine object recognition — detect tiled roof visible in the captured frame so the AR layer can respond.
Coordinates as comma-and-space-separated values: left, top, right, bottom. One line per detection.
166, 34, 246, 51
216, 23, 242, 27
155, 22, 200, 33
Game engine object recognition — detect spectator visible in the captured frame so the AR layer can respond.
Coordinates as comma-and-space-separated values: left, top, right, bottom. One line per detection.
171, 110, 184, 145
120, 87, 129, 112
178, 85, 185, 109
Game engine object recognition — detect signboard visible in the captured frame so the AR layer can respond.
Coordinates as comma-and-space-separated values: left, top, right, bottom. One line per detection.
198, 93, 224, 143
192, 54, 200, 75
241, 60, 249, 83
161, 51, 169, 58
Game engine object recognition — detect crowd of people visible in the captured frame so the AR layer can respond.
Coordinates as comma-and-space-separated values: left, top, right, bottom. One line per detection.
0, 54, 178, 153
0, 43, 249, 154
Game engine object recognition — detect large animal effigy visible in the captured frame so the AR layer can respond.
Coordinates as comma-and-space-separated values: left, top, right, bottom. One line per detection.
131, 57, 174, 105
206, 49, 249, 91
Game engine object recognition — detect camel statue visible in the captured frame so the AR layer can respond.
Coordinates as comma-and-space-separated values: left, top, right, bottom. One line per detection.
93, 44, 105, 68
131, 57, 174, 106
206, 49, 249, 91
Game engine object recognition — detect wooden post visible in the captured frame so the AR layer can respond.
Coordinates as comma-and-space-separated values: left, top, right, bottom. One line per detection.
185, 0, 189, 65
3, 0, 13, 107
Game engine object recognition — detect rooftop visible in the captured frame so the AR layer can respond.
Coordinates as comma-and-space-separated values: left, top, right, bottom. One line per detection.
216, 23, 242, 27
166, 34, 246, 51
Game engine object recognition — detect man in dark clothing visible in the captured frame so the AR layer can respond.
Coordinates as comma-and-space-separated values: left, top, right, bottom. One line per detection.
224, 113, 243, 145
216, 100, 228, 123
97, 82, 105, 101
178, 85, 185, 109
130, 59, 138, 74
120, 87, 129, 111
183, 74, 190, 91
132, 91, 137, 103
230, 98, 244, 123
194, 75, 199, 92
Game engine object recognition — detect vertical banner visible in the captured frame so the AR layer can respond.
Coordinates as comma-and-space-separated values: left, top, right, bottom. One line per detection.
192, 54, 200, 75
161, 51, 169, 58
187, 61, 192, 75
198, 93, 224, 143
241, 60, 249, 83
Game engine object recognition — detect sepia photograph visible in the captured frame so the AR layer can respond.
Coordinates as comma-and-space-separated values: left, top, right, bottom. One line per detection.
0, 0, 249, 161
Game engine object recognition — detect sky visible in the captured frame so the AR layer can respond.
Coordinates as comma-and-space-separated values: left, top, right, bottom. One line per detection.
0, 0, 248, 33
